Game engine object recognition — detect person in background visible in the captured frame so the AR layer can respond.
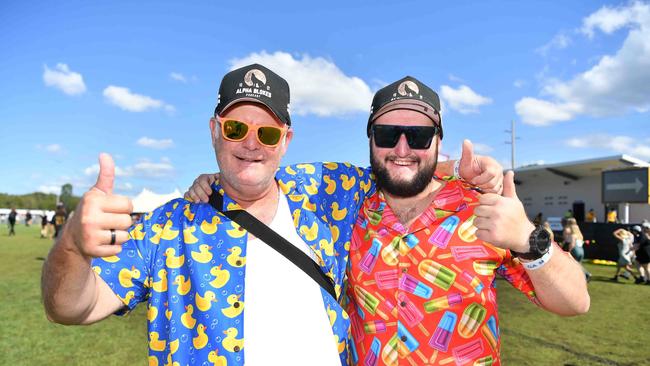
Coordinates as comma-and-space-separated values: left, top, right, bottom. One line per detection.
563, 217, 591, 281
611, 227, 637, 281
25, 211, 33, 226
585, 208, 596, 223
8, 208, 17, 236
543, 221, 555, 244
607, 207, 618, 223
633, 223, 650, 285
40, 214, 48, 239
51, 204, 67, 239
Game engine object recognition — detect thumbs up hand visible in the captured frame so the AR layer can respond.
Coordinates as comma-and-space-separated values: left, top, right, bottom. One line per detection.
473, 171, 535, 253
65, 153, 134, 258
458, 140, 504, 194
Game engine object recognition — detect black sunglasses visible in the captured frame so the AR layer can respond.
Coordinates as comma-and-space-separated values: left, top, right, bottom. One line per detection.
371, 124, 441, 149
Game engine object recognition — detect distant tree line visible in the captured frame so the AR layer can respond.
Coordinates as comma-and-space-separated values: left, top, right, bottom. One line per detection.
0, 183, 81, 212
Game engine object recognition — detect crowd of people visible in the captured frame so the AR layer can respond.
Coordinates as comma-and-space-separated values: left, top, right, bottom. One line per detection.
611, 223, 650, 285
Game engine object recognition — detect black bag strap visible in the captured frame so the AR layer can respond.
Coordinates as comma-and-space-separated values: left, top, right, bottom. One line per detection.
208, 191, 337, 299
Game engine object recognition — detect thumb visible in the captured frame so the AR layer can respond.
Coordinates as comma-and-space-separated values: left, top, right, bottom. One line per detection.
503, 170, 518, 198
94, 153, 115, 194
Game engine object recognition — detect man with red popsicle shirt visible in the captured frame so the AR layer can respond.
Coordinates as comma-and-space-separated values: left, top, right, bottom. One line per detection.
346, 76, 589, 366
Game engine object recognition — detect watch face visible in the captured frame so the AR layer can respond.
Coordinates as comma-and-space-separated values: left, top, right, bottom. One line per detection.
535, 228, 552, 252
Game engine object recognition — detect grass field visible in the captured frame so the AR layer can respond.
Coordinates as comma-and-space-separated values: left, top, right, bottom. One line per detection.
2, 225, 649, 365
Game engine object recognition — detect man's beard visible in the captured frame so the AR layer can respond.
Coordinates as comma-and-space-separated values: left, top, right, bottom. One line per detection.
370, 144, 438, 198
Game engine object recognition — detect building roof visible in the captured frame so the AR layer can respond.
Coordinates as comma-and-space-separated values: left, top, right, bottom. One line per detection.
515, 154, 649, 180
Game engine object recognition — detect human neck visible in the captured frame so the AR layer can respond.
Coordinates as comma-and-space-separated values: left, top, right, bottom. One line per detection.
219, 178, 280, 226
382, 179, 444, 228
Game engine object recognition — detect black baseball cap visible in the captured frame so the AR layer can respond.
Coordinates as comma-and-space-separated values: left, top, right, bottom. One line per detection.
214, 63, 291, 126
367, 76, 442, 139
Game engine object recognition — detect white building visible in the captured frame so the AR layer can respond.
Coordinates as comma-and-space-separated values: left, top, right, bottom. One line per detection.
514, 154, 650, 224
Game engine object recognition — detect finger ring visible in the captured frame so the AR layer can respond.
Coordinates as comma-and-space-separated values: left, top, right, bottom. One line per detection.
110, 229, 116, 245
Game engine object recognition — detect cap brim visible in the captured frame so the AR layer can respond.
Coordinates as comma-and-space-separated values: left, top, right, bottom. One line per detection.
371, 99, 441, 124
216, 98, 289, 125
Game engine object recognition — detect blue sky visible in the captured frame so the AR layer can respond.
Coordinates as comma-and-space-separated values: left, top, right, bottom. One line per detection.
2, 0, 649, 197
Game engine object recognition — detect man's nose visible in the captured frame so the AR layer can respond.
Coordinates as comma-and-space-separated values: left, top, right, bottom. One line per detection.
241, 129, 260, 150
394, 133, 411, 156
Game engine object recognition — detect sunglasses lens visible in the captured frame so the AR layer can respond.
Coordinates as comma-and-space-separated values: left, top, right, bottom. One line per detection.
406, 126, 436, 149
223, 120, 248, 140
258, 127, 283, 146
372, 125, 400, 148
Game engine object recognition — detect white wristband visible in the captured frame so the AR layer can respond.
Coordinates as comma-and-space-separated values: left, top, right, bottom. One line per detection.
453, 159, 462, 180
520, 243, 553, 270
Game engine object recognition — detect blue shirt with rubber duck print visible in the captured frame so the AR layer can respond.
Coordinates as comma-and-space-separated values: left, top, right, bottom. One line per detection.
92, 162, 374, 366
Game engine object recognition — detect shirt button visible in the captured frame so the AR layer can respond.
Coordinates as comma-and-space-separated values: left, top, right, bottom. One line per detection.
238, 227, 244, 231
400, 301, 406, 307
401, 268, 408, 273
400, 336, 408, 342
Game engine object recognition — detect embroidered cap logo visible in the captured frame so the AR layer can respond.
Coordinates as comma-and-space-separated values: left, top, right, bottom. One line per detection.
244, 69, 267, 87
397, 80, 419, 97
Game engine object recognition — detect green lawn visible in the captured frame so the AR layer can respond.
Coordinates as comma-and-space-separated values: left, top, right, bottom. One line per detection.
2, 225, 649, 365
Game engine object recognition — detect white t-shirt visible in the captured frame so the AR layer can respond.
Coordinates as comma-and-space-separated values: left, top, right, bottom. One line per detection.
243, 191, 341, 365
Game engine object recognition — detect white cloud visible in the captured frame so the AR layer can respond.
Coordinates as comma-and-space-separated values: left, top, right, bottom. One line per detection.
43, 63, 86, 95
36, 144, 63, 153
536, 33, 571, 56
103, 86, 174, 112
448, 74, 466, 83
566, 134, 650, 159
37, 185, 61, 194
472, 143, 494, 154
440, 85, 492, 114
517, 1, 650, 125
513, 79, 526, 88
229, 51, 373, 116
170, 72, 187, 83
84, 158, 175, 179
137, 137, 174, 149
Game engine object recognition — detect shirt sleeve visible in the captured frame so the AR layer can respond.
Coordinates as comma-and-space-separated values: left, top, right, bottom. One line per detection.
91, 214, 155, 315
496, 251, 539, 305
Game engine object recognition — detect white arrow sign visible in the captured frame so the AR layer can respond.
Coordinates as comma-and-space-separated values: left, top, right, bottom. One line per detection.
606, 178, 644, 194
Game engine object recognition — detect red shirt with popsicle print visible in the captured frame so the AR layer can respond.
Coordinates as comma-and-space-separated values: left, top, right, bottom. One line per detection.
346, 176, 538, 366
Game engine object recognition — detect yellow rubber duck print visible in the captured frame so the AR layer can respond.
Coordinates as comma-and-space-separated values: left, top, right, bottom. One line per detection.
148, 356, 158, 366
292, 208, 301, 228
130, 223, 146, 240
193, 324, 208, 350
183, 225, 199, 244
327, 305, 337, 326
173, 275, 191, 296
226, 247, 245, 267
164, 302, 172, 320
208, 349, 228, 366
222, 327, 244, 353
304, 178, 318, 195
209, 265, 230, 289
296, 163, 316, 174
92, 266, 101, 275
117, 291, 135, 305
330, 224, 340, 243
164, 248, 185, 269
152, 269, 168, 293
323, 175, 336, 195
191, 244, 213, 263
149, 331, 166, 352
195, 290, 217, 312
319, 238, 334, 257
226, 222, 246, 238
181, 304, 197, 329
330, 202, 348, 221
118, 266, 141, 288
334, 335, 345, 354
221, 294, 244, 318
183, 203, 195, 221
301, 198, 317, 212
278, 179, 296, 193
299, 221, 318, 242
169, 337, 179, 355
147, 303, 158, 322
284, 165, 297, 175
150, 223, 164, 244
101, 255, 120, 263
161, 220, 179, 241
200, 216, 220, 235
341, 174, 356, 191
